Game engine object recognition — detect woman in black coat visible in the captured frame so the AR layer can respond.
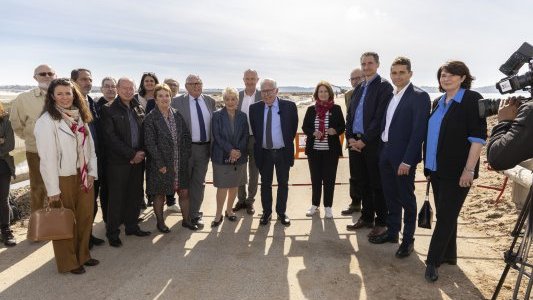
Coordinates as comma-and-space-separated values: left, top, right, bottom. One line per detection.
0, 102, 16, 246
144, 84, 194, 232
302, 81, 345, 219
423, 61, 487, 282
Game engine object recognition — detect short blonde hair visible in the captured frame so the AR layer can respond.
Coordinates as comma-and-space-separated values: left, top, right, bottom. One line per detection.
222, 87, 239, 101
154, 83, 172, 98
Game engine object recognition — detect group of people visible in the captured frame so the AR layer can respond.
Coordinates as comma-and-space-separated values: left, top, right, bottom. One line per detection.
0, 53, 488, 283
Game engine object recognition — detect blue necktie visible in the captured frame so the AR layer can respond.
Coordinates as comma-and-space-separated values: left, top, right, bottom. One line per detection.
195, 98, 207, 142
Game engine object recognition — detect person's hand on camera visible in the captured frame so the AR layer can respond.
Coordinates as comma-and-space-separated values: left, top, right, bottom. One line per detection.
498, 96, 524, 122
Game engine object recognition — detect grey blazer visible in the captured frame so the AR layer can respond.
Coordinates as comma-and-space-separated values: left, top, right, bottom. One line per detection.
237, 89, 261, 111
170, 93, 216, 136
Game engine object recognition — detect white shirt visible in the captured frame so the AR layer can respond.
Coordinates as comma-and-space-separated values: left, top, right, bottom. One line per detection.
381, 83, 410, 142
240, 90, 256, 134
188, 95, 212, 142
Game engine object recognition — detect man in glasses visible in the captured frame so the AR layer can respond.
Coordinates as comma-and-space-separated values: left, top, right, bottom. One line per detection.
164, 78, 180, 98
342, 68, 365, 216
171, 74, 216, 229
249, 78, 298, 226
10, 64, 57, 217
95, 77, 117, 223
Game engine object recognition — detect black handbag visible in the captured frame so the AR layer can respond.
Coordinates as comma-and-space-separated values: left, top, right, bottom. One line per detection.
418, 181, 434, 229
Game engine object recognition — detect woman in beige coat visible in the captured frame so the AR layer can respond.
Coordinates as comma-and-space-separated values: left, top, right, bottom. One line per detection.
35, 78, 99, 274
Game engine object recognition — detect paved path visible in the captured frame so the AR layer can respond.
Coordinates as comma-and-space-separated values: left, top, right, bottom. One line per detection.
0, 159, 512, 299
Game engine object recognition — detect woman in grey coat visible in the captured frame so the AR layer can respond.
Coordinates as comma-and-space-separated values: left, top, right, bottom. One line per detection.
144, 84, 195, 232
210, 87, 248, 227
0, 102, 16, 246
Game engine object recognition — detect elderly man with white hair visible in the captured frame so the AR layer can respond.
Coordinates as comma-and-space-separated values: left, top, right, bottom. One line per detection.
249, 78, 298, 226
171, 74, 216, 229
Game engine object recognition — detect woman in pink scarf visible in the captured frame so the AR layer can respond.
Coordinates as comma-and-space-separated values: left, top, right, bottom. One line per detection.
301, 81, 345, 219
35, 78, 99, 274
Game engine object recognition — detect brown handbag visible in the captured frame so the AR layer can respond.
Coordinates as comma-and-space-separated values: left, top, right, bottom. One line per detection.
27, 198, 76, 241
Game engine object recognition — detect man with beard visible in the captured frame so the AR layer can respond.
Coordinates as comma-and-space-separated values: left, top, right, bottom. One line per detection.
10, 64, 56, 215
71, 69, 106, 249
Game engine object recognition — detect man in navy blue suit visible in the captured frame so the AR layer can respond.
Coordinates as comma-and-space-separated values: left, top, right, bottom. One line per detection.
249, 78, 298, 226
369, 57, 430, 258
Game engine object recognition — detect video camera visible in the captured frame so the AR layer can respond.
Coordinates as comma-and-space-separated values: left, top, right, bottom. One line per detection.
478, 42, 533, 118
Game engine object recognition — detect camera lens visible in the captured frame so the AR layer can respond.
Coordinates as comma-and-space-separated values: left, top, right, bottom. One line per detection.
478, 98, 501, 118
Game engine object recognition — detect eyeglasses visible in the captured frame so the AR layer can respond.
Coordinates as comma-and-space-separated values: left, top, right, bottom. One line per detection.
36, 72, 55, 77
103, 85, 117, 89
186, 82, 202, 86
261, 88, 276, 94
350, 77, 362, 81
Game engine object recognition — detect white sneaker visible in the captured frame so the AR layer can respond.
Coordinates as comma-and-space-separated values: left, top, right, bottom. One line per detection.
306, 205, 319, 217
325, 207, 333, 219
167, 204, 181, 213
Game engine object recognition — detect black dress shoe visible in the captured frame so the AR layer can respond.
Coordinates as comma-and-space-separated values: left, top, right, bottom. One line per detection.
70, 266, 86, 274
232, 202, 246, 212
84, 258, 100, 267
125, 229, 151, 237
182, 221, 199, 231
259, 213, 272, 225
157, 224, 171, 233
211, 216, 223, 227
341, 203, 361, 215
90, 235, 105, 246
425, 264, 439, 282
108, 238, 123, 248
395, 240, 414, 258
346, 219, 374, 231
246, 204, 255, 215
369, 231, 399, 244
225, 211, 237, 222
278, 214, 291, 226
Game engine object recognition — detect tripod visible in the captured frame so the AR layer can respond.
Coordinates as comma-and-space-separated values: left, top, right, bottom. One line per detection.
492, 187, 533, 299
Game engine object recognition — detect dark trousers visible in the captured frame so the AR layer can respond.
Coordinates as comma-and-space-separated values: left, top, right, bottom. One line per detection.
379, 148, 417, 241
348, 142, 386, 226
348, 149, 364, 207
96, 159, 109, 223
0, 160, 11, 226
259, 148, 290, 217
106, 163, 144, 239
426, 173, 470, 265
307, 150, 339, 207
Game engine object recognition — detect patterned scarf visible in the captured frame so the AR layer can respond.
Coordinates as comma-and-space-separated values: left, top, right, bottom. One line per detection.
56, 105, 91, 192
314, 99, 334, 140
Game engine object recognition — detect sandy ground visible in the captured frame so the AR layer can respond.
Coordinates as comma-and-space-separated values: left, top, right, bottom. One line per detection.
0, 96, 527, 299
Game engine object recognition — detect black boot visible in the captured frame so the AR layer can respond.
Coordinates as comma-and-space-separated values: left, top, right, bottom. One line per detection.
1, 225, 16, 247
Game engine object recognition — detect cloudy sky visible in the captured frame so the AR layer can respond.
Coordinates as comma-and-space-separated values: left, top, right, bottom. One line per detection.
1, 0, 531, 88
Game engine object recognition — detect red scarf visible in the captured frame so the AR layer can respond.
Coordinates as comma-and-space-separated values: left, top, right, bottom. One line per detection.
315, 99, 334, 140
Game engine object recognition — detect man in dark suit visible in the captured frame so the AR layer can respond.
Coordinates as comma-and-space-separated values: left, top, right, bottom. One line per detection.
71, 68, 105, 249
368, 57, 430, 258
101, 77, 151, 247
233, 69, 262, 215
170, 74, 216, 228
342, 68, 365, 215
249, 78, 298, 226
345, 52, 393, 238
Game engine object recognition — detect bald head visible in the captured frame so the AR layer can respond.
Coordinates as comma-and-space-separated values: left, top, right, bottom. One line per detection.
33, 64, 56, 91
349, 68, 363, 88
243, 69, 259, 94
117, 77, 136, 102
